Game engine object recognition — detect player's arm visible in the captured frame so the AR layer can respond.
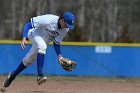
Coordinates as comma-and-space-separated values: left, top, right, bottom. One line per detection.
53, 29, 68, 61
21, 22, 32, 50
53, 42, 63, 61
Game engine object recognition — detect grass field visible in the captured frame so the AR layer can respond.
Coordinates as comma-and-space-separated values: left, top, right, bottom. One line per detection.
0, 75, 140, 93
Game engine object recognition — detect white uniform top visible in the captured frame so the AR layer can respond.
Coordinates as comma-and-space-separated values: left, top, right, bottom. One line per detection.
30, 14, 69, 44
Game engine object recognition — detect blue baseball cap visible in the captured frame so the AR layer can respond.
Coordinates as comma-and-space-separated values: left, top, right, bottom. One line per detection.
63, 12, 75, 30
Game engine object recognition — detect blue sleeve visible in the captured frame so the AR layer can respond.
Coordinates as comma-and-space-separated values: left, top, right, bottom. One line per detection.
22, 22, 32, 38
53, 42, 61, 55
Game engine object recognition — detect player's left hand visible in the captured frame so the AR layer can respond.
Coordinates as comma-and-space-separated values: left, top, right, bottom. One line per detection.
59, 57, 77, 71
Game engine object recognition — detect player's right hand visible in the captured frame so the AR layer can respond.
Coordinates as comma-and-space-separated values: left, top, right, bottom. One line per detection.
21, 37, 27, 50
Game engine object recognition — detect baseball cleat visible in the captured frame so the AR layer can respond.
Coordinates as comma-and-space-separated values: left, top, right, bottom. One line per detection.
37, 76, 47, 85
3, 71, 15, 88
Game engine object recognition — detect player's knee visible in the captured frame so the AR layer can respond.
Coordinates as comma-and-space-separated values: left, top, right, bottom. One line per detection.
25, 61, 34, 66
38, 45, 47, 54
23, 57, 36, 66
23, 61, 34, 66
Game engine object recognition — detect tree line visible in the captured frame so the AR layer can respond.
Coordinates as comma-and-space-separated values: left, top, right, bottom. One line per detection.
0, 0, 140, 43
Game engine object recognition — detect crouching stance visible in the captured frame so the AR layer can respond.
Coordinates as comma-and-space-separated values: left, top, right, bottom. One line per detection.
3, 11, 75, 88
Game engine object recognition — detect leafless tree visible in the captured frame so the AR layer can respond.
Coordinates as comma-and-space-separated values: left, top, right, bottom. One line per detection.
0, 0, 140, 43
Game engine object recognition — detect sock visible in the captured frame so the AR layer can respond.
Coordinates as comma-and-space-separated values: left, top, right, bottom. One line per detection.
37, 53, 44, 76
12, 62, 27, 78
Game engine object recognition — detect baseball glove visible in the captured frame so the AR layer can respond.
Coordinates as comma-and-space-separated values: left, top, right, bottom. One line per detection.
59, 58, 77, 71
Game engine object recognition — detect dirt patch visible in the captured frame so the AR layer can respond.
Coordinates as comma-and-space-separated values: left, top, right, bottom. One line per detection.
0, 75, 140, 93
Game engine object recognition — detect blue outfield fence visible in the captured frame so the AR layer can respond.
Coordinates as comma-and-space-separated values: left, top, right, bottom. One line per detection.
0, 40, 140, 77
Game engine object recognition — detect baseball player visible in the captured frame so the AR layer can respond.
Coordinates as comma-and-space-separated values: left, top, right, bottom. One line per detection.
3, 11, 75, 87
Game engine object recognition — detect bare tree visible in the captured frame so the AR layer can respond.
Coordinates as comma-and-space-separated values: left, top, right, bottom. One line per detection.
12, 0, 16, 39
77, 0, 85, 27
1, 0, 140, 42
0, 0, 4, 39
104, 0, 118, 42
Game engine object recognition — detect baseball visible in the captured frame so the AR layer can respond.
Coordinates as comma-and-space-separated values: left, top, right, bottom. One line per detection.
67, 60, 72, 64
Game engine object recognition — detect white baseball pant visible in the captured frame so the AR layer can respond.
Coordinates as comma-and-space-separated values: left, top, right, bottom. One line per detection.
22, 29, 48, 66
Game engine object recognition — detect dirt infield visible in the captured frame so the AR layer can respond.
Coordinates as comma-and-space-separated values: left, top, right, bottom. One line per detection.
0, 75, 140, 93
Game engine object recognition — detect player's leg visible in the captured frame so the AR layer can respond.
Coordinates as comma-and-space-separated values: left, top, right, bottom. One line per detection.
29, 31, 47, 85
3, 30, 38, 88
3, 62, 27, 88
36, 40, 47, 85
3, 44, 38, 88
